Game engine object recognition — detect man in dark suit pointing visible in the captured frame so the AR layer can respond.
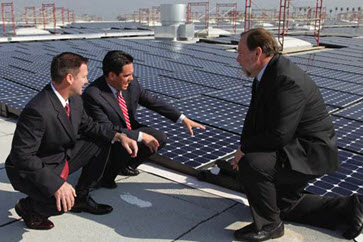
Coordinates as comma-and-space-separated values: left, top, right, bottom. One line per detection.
232, 28, 362, 241
83, 50, 205, 188
6, 52, 138, 230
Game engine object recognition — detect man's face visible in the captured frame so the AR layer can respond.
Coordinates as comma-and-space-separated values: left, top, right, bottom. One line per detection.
70, 63, 88, 96
109, 63, 134, 91
236, 35, 258, 78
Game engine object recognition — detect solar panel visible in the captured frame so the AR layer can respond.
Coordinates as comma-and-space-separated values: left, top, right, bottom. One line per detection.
310, 75, 363, 95
172, 96, 248, 134
141, 60, 196, 72
0, 79, 37, 100
138, 75, 216, 99
332, 116, 363, 155
136, 109, 240, 169
334, 101, 363, 122
204, 86, 252, 106
320, 88, 362, 108
0, 94, 36, 116
305, 149, 363, 196
163, 70, 244, 89
133, 63, 172, 78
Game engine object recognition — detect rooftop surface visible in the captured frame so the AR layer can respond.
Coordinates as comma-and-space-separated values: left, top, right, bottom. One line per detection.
0, 116, 362, 242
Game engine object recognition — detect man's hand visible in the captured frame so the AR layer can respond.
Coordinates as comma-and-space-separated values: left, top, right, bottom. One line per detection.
54, 182, 76, 212
142, 132, 159, 153
183, 117, 206, 136
231, 148, 245, 171
119, 133, 138, 158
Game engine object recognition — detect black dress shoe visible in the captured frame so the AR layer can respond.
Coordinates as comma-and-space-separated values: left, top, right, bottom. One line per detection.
71, 195, 113, 215
234, 222, 284, 242
100, 179, 117, 189
343, 194, 363, 240
15, 199, 54, 230
120, 166, 140, 176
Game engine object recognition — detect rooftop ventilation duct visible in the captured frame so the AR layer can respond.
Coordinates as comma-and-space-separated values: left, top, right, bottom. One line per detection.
155, 4, 194, 40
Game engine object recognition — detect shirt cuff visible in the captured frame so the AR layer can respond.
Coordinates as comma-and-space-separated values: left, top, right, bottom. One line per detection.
177, 114, 186, 123
137, 132, 143, 142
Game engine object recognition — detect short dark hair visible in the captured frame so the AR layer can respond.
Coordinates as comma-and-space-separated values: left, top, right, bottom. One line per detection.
51, 52, 88, 84
241, 28, 279, 57
102, 50, 134, 77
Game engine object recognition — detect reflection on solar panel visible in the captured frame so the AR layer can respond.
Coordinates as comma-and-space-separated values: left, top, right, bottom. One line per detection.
173, 96, 248, 134
305, 150, 363, 196
136, 109, 239, 169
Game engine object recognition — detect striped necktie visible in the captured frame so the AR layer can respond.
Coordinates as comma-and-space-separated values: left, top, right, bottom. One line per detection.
116, 92, 132, 130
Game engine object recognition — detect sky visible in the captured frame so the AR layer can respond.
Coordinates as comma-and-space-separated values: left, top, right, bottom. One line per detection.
5, 0, 363, 20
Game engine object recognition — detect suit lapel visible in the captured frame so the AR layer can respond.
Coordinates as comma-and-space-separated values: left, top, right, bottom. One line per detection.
98, 79, 126, 123
46, 85, 76, 142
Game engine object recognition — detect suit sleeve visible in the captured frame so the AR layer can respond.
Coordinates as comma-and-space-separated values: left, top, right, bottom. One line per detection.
11, 107, 65, 197
82, 90, 139, 140
137, 81, 182, 122
240, 76, 306, 153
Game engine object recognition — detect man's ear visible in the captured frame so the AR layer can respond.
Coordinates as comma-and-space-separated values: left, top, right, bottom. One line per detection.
65, 73, 73, 85
255, 47, 263, 58
108, 72, 117, 80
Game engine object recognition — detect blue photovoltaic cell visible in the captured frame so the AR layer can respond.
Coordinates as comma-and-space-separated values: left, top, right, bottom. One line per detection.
138, 75, 216, 99
334, 101, 363, 122
136, 109, 240, 169
172, 96, 248, 134
305, 150, 363, 196
320, 88, 362, 108
332, 116, 363, 155
204, 86, 252, 106
163, 70, 244, 89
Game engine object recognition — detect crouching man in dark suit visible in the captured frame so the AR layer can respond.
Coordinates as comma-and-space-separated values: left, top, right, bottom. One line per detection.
231, 28, 363, 241
5, 52, 138, 230
82, 50, 205, 189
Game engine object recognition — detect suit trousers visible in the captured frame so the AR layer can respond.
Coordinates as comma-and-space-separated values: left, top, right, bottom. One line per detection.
23, 138, 110, 217
102, 126, 167, 182
238, 152, 353, 231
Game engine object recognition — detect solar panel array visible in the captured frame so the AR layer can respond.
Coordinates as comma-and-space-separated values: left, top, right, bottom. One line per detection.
0, 34, 363, 197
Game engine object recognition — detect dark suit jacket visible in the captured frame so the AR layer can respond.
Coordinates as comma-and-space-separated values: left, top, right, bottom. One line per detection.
82, 76, 181, 141
240, 55, 340, 176
5, 84, 116, 198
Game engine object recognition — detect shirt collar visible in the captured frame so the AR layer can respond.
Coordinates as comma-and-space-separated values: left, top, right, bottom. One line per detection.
50, 82, 68, 107
106, 82, 121, 98
256, 62, 269, 82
